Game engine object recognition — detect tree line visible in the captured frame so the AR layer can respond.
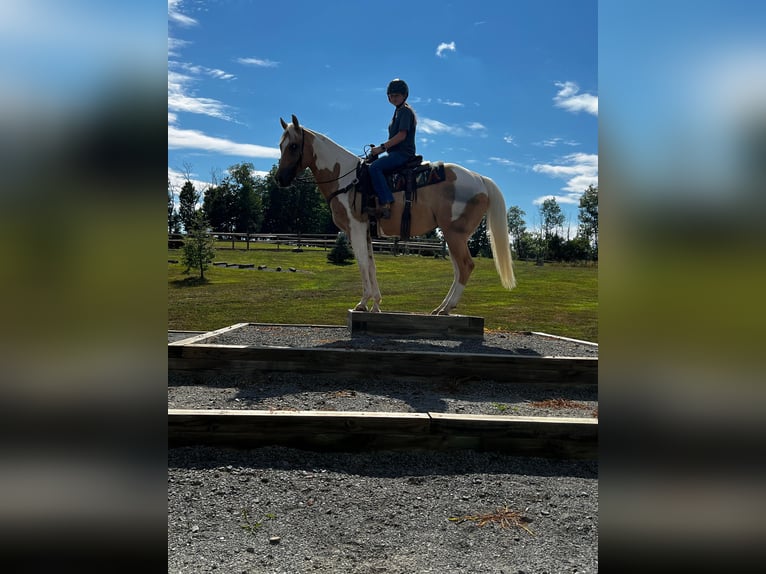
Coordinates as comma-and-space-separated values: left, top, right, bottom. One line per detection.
169, 162, 597, 262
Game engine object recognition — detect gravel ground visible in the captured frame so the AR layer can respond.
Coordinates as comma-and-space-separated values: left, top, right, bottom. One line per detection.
168, 325, 598, 418
168, 325, 598, 573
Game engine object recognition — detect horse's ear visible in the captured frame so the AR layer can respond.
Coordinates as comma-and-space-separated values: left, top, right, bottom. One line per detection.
280, 117, 288, 130
291, 114, 300, 129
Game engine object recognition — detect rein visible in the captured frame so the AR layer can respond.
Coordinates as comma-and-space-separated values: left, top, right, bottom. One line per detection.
290, 127, 368, 185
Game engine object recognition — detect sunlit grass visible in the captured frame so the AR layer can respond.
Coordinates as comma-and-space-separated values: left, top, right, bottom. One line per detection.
168, 244, 598, 341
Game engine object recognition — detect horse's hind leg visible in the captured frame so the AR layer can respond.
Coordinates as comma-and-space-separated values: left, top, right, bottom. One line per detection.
431, 234, 474, 315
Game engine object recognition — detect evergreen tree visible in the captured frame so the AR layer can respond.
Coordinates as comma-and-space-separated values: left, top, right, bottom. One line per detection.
179, 180, 199, 233
182, 212, 216, 280
327, 232, 354, 265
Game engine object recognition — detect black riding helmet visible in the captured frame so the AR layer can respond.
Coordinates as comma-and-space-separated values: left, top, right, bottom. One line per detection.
387, 78, 409, 101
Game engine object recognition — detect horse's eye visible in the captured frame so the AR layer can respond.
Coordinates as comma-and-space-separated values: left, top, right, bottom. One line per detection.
289, 143, 298, 151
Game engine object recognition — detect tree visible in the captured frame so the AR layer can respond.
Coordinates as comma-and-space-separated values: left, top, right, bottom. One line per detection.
179, 179, 199, 233
168, 178, 181, 234
578, 185, 598, 259
327, 232, 354, 265
506, 206, 527, 258
467, 216, 491, 257
202, 180, 236, 234
181, 212, 216, 280
227, 162, 263, 237
538, 198, 565, 263
260, 165, 331, 235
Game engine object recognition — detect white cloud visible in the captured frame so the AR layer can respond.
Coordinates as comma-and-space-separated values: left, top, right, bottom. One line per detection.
168, 0, 197, 27
419, 117, 486, 137
168, 37, 189, 57
419, 118, 455, 135
489, 157, 527, 170
436, 41, 456, 58
168, 126, 281, 159
535, 136, 581, 148
179, 62, 236, 81
503, 135, 515, 145
168, 70, 233, 121
237, 57, 279, 68
553, 81, 598, 116
533, 152, 598, 202
438, 99, 464, 107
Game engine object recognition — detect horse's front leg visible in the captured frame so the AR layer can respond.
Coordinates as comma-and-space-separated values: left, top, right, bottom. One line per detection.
366, 248, 382, 312
349, 224, 377, 311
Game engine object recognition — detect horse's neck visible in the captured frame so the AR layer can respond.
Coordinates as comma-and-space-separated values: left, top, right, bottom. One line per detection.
308, 130, 358, 183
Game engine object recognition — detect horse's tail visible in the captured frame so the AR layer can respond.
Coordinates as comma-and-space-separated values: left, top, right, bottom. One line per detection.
483, 176, 516, 290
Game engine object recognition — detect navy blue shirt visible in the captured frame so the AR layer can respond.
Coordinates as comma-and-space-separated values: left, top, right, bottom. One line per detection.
388, 104, 417, 157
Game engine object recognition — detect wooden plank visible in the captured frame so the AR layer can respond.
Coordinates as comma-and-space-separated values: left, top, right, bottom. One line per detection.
348, 310, 484, 338
168, 323, 251, 347
167, 409, 597, 458
428, 413, 598, 459
530, 331, 598, 346
168, 344, 596, 385
168, 409, 431, 451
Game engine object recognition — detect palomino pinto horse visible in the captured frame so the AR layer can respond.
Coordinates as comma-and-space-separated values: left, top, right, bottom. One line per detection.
276, 114, 516, 315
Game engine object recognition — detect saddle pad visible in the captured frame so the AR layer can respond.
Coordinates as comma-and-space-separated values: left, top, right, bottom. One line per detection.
388, 162, 445, 192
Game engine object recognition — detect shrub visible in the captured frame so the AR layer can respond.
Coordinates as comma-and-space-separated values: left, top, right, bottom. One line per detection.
327, 232, 354, 265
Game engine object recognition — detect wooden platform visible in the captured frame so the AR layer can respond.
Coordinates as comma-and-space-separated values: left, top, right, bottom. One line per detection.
168, 343, 596, 385
168, 409, 598, 459
347, 310, 484, 338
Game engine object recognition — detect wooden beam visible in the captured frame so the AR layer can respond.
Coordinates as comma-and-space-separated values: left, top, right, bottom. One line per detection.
168, 344, 597, 385
168, 323, 250, 347
168, 409, 431, 451
168, 409, 597, 459
348, 310, 484, 338
427, 412, 597, 459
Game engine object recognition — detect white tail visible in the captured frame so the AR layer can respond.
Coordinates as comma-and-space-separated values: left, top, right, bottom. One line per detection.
483, 176, 516, 289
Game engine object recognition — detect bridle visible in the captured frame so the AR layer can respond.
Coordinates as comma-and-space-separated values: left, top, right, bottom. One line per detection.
283, 126, 363, 185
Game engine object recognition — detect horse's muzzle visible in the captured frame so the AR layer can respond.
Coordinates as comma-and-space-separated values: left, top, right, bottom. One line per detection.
276, 167, 295, 188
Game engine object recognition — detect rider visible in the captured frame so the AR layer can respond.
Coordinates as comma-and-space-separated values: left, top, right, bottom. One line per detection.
369, 78, 417, 219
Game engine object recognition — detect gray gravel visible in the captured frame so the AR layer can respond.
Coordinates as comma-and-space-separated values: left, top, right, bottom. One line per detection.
168, 325, 598, 573
168, 325, 598, 418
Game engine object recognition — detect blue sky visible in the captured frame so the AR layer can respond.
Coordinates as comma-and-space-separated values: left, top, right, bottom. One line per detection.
168, 0, 597, 234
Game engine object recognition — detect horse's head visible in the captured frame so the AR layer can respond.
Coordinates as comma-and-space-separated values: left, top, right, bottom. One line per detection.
276, 114, 305, 187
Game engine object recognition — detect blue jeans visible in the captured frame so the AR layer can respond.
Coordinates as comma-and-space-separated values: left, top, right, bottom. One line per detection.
368, 151, 409, 205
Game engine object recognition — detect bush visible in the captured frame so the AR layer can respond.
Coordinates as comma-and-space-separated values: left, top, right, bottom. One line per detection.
327, 232, 354, 265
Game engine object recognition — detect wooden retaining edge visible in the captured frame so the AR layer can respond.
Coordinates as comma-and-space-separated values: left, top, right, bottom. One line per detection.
168, 344, 597, 385
168, 409, 598, 459
168, 323, 251, 347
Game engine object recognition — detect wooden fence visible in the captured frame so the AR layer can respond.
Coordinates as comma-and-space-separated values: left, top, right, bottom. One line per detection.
206, 232, 447, 256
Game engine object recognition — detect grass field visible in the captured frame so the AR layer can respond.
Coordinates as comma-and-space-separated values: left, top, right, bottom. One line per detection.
168, 243, 598, 342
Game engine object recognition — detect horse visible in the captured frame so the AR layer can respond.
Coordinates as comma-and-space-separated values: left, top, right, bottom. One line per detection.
276, 114, 516, 315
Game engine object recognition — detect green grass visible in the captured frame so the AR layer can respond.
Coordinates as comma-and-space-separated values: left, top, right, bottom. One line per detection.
169, 243, 598, 342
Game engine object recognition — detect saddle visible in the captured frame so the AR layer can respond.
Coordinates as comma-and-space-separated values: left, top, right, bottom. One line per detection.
358, 155, 446, 240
